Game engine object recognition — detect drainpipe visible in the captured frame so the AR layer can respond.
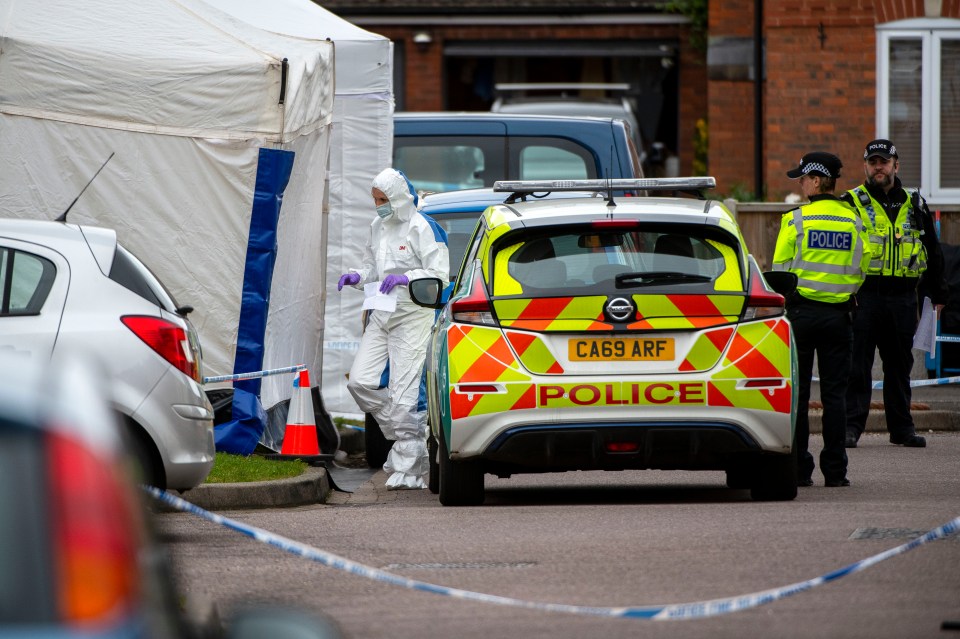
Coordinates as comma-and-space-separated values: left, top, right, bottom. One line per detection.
754, 1, 764, 200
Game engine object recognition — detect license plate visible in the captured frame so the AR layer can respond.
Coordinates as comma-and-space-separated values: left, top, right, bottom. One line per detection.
568, 337, 675, 361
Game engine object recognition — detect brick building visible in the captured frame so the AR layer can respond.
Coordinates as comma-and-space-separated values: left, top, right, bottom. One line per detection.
711, 0, 960, 206
323, 0, 959, 211
322, 0, 707, 176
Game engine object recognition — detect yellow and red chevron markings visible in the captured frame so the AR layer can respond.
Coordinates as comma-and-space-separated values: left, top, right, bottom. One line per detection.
504, 330, 564, 374
443, 316, 792, 420
679, 326, 735, 372
494, 296, 611, 331
628, 294, 744, 330
716, 317, 791, 378
707, 317, 792, 413
445, 324, 536, 420
447, 324, 529, 384
450, 383, 536, 421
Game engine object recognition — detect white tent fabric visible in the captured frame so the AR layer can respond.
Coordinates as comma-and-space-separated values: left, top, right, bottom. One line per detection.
0, 0, 335, 423
0, 0, 331, 141
202, 0, 394, 417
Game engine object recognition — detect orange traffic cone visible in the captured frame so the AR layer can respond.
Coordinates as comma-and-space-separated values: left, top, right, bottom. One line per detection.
267, 369, 332, 464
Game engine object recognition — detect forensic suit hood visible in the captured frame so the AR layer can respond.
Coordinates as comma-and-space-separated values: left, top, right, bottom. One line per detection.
347, 168, 448, 303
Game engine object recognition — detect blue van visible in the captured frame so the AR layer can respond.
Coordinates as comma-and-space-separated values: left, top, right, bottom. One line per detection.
393, 112, 644, 195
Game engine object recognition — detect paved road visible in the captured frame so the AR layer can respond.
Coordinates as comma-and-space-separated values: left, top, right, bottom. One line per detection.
156, 433, 960, 639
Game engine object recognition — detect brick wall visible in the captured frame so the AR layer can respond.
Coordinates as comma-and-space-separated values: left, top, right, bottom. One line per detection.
706, 0, 761, 196
372, 21, 707, 176
764, 2, 876, 200
707, 82, 758, 196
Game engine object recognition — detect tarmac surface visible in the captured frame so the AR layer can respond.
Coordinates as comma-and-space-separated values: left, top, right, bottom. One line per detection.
169, 375, 960, 511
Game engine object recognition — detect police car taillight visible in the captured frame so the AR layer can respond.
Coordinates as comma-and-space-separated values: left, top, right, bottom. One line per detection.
743, 268, 785, 320
451, 271, 496, 326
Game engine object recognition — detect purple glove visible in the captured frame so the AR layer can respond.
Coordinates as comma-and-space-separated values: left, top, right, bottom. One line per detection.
337, 272, 360, 291
379, 273, 409, 294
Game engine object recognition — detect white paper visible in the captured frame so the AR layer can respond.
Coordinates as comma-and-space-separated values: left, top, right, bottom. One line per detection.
913, 296, 937, 355
362, 282, 398, 312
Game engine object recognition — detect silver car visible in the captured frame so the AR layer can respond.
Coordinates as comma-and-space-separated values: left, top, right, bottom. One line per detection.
0, 218, 215, 490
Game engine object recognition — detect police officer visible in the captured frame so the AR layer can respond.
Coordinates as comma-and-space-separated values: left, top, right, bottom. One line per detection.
773, 152, 869, 487
841, 139, 948, 449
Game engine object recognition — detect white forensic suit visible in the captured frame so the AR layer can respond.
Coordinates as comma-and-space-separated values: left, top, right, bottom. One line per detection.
345, 169, 449, 489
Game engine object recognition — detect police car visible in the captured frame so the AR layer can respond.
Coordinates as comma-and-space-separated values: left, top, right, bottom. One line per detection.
409, 178, 798, 506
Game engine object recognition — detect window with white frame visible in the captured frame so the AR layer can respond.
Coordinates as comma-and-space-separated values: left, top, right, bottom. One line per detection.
877, 19, 960, 204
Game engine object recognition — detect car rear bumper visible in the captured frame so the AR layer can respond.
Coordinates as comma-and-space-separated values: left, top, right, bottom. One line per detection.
160, 416, 215, 491
481, 421, 767, 474
134, 370, 215, 491
445, 400, 794, 467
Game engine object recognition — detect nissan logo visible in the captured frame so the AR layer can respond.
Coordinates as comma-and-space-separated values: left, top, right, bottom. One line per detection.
605, 297, 635, 322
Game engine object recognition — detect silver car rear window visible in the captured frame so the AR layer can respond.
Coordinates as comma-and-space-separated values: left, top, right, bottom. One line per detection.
108, 244, 178, 311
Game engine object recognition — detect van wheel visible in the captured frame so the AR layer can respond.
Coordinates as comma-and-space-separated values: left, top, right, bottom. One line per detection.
750, 453, 798, 501
438, 430, 484, 506
427, 434, 439, 494
364, 413, 392, 469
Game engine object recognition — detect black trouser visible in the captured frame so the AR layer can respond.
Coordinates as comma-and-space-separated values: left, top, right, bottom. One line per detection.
789, 301, 851, 482
845, 284, 919, 440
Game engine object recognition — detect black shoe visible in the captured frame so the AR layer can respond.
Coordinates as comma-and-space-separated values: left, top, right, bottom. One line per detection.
824, 478, 851, 487
797, 477, 814, 487
890, 434, 926, 448
845, 433, 858, 448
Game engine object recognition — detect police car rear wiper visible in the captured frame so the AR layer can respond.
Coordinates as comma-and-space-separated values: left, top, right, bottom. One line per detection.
615, 271, 712, 287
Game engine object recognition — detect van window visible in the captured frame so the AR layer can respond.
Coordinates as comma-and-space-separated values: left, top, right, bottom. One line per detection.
394, 132, 603, 194
519, 146, 589, 180
394, 136, 505, 193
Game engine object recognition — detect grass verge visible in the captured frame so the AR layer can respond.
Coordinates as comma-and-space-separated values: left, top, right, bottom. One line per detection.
204, 419, 364, 484
204, 452, 306, 484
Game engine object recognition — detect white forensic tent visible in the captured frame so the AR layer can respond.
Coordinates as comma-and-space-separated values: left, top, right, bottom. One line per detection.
0, 0, 335, 454
202, 0, 394, 418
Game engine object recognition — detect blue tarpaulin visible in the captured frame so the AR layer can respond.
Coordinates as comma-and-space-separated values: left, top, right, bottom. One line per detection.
215, 148, 296, 455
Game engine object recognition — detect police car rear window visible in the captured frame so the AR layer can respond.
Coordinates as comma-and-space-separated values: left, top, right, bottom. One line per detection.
492, 227, 741, 295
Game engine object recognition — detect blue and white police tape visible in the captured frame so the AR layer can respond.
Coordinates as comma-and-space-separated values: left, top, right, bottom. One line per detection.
884, 375, 960, 389
203, 364, 306, 385
812, 375, 960, 389
144, 487, 959, 621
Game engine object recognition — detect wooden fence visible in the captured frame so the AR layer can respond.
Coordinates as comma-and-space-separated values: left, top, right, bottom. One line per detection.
726, 201, 960, 272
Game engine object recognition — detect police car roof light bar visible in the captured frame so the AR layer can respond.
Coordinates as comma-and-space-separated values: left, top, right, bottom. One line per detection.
493, 82, 632, 93
493, 177, 717, 200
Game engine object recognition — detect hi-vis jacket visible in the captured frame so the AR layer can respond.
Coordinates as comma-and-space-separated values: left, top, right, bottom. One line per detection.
846, 185, 927, 278
772, 196, 869, 304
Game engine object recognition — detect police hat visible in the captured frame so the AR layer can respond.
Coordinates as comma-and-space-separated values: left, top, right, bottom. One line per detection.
864, 138, 898, 160
786, 152, 843, 179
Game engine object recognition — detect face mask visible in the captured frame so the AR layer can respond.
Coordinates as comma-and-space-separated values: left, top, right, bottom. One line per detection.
376, 202, 392, 219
